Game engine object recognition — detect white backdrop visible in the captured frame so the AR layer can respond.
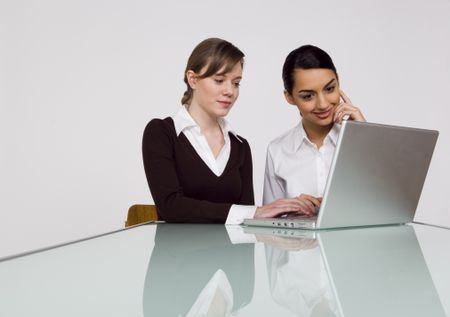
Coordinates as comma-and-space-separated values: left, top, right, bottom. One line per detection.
1, 0, 449, 258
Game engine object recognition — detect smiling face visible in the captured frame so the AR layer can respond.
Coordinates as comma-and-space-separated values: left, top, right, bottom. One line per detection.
284, 68, 340, 130
188, 62, 242, 119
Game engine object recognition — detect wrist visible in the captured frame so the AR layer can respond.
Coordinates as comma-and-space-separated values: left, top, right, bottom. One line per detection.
255, 206, 265, 218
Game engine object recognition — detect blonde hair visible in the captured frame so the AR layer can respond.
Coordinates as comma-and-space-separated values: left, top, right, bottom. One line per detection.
181, 38, 245, 105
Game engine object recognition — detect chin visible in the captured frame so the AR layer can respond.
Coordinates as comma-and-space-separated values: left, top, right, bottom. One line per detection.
311, 117, 334, 127
214, 111, 230, 119
216, 107, 232, 117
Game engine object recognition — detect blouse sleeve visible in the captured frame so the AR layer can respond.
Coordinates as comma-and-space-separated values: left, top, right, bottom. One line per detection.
262, 146, 286, 205
142, 119, 231, 223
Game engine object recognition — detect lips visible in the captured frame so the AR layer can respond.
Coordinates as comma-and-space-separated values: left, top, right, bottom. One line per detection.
218, 100, 232, 108
313, 109, 332, 119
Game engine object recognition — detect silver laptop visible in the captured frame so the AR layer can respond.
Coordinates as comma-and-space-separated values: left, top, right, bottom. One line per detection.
244, 120, 438, 229
243, 225, 317, 239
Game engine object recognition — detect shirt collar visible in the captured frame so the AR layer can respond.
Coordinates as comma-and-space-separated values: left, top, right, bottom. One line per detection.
328, 122, 341, 145
172, 106, 197, 135
172, 105, 243, 143
293, 122, 308, 151
293, 120, 341, 151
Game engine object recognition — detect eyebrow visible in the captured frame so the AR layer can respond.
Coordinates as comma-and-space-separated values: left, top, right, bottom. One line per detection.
298, 78, 336, 94
214, 73, 242, 81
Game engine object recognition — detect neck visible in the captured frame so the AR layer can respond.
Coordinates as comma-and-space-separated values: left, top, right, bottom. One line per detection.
302, 120, 333, 147
186, 102, 221, 134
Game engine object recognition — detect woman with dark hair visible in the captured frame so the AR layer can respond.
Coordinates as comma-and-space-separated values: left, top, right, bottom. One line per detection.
263, 45, 366, 213
143, 38, 304, 223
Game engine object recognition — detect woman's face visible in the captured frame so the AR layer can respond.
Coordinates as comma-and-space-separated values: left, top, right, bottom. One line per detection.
189, 62, 242, 119
285, 68, 340, 128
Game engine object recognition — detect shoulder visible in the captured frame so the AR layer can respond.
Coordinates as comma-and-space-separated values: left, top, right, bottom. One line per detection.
143, 117, 175, 137
230, 133, 251, 151
142, 117, 178, 150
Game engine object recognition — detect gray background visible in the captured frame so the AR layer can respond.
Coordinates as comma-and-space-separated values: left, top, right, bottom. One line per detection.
1, 0, 449, 258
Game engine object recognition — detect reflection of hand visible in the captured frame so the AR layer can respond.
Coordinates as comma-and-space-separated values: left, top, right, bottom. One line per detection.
255, 234, 318, 251
334, 89, 366, 124
255, 198, 306, 219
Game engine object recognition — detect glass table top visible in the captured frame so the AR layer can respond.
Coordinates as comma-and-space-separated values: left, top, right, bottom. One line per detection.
0, 223, 449, 316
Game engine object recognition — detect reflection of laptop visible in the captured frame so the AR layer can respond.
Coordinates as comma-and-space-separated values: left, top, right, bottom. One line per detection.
318, 225, 445, 316
244, 120, 438, 229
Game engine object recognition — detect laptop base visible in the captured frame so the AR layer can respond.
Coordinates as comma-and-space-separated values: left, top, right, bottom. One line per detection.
243, 216, 317, 229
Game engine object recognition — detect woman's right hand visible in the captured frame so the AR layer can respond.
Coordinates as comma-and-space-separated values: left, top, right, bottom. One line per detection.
255, 197, 316, 219
254, 198, 300, 218
334, 89, 366, 124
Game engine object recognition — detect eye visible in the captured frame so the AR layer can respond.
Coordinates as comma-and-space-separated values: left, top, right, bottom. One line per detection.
300, 93, 313, 101
233, 82, 241, 87
214, 79, 224, 84
325, 85, 335, 93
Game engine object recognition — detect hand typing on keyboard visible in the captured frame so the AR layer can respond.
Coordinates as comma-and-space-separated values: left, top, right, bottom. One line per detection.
278, 213, 314, 219
294, 194, 322, 217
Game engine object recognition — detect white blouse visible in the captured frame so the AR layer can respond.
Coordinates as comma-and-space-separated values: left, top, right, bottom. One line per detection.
263, 121, 341, 204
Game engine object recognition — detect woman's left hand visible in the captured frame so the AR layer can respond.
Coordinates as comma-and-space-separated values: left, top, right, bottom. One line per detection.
334, 89, 366, 124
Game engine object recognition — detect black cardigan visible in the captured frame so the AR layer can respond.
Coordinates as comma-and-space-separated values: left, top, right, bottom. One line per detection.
142, 117, 255, 223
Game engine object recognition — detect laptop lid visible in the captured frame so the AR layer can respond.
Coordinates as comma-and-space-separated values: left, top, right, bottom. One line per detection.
316, 120, 438, 228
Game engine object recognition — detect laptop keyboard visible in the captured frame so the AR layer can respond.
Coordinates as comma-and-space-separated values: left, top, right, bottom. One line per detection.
279, 214, 317, 220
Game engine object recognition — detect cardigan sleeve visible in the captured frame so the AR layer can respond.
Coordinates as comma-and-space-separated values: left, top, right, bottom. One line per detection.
142, 119, 231, 223
238, 138, 255, 205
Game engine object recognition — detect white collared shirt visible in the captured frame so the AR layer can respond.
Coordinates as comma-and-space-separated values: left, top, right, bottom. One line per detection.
263, 121, 340, 204
172, 106, 256, 224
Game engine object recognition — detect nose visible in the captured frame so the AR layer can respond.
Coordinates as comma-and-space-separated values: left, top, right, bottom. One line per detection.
222, 81, 233, 96
316, 93, 329, 110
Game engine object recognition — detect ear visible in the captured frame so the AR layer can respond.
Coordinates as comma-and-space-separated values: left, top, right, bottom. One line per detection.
186, 70, 197, 89
283, 90, 296, 105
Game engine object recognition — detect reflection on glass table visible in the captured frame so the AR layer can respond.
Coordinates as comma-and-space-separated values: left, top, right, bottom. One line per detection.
249, 226, 338, 316
0, 223, 448, 317
143, 224, 255, 317
246, 225, 446, 317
